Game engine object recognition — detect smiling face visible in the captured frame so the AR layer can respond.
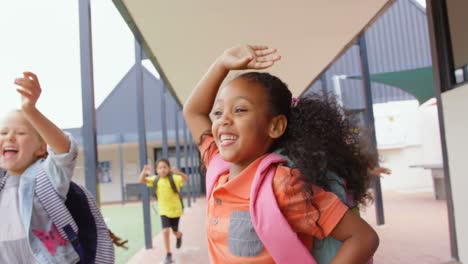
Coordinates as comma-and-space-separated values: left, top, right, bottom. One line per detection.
156, 160, 170, 178
211, 78, 278, 168
0, 111, 46, 176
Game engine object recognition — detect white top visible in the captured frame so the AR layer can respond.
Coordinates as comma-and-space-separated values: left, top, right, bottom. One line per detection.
0, 175, 37, 263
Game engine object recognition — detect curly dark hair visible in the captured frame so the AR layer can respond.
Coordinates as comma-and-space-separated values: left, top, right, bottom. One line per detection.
238, 72, 373, 207
199, 71, 374, 215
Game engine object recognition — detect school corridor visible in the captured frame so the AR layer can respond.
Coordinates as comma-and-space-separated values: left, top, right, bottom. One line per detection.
125, 190, 452, 264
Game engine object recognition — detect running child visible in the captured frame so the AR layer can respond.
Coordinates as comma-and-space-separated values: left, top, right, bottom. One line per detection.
183, 45, 379, 263
0, 72, 80, 263
139, 159, 188, 264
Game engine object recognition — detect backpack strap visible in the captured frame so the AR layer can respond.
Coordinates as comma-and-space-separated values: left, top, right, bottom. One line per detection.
167, 173, 185, 209
343, 181, 358, 210
78, 183, 115, 263
250, 153, 317, 264
205, 154, 230, 199
152, 174, 179, 195
168, 174, 178, 194
152, 174, 185, 209
34, 165, 84, 260
205, 153, 317, 263
0, 170, 7, 193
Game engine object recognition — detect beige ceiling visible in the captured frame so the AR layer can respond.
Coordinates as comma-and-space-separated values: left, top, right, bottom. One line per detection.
113, 0, 394, 105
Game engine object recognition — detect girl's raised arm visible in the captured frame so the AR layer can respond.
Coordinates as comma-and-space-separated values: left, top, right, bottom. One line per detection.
171, 167, 189, 182
139, 165, 151, 184
183, 45, 280, 144
15, 72, 70, 154
183, 58, 229, 144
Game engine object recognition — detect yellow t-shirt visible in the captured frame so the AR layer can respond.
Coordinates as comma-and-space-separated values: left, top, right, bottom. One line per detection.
146, 174, 185, 218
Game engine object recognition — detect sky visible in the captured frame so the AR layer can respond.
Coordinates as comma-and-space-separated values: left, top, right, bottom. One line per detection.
0, 0, 427, 129
0, 1, 137, 129
415, 0, 426, 7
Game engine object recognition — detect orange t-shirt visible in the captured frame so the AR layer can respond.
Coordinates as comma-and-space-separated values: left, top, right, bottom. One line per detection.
200, 136, 348, 264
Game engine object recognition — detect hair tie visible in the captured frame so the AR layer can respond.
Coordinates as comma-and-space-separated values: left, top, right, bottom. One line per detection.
291, 97, 299, 107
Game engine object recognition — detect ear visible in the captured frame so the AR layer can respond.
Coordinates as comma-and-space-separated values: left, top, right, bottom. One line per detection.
268, 115, 288, 139
34, 143, 47, 159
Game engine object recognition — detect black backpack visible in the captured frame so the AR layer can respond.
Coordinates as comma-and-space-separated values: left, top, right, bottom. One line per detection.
0, 166, 115, 264
152, 173, 184, 210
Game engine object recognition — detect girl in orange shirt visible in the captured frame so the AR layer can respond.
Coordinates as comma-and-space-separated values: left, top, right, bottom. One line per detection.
183, 45, 378, 263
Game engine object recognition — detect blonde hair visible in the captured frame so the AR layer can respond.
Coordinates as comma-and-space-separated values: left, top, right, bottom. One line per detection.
6, 110, 48, 159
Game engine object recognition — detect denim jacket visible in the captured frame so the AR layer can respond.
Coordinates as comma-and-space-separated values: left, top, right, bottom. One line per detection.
17, 133, 80, 264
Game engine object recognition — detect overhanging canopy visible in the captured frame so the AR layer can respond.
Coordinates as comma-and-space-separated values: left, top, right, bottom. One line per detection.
113, 0, 395, 105
349, 66, 435, 104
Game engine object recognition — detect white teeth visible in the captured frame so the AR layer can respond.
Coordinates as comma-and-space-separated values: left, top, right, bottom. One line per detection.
220, 135, 237, 141
4, 147, 17, 151
2, 146, 18, 154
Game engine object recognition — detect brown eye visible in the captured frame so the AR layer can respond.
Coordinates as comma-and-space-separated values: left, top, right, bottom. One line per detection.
212, 110, 223, 119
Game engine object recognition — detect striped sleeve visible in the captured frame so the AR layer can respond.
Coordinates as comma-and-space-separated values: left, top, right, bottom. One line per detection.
42, 132, 79, 199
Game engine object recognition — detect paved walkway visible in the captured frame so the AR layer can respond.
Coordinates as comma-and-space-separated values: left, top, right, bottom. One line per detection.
129, 191, 454, 264
361, 191, 453, 264
127, 198, 209, 264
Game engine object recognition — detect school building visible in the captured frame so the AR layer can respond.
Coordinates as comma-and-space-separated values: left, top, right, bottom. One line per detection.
67, 0, 437, 203
65, 67, 201, 203
72, 0, 466, 262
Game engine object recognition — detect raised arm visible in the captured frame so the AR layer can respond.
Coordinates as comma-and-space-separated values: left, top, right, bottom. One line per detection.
171, 167, 189, 182
368, 166, 392, 178
14, 72, 70, 154
139, 165, 151, 184
182, 58, 228, 144
183, 45, 281, 144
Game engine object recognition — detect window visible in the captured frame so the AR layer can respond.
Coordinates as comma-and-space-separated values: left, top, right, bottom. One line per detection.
98, 161, 112, 184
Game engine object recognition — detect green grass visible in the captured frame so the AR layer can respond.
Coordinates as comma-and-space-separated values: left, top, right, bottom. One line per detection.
101, 202, 161, 264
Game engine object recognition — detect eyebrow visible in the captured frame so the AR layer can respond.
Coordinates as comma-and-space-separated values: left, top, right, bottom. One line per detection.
0, 126, 30, 131
214, 96, 254, 105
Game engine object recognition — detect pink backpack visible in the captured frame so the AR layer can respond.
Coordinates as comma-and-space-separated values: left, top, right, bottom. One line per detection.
206, 153, 317, 264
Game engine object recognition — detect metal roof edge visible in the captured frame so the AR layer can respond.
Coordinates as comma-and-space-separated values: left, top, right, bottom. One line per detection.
112, 0, 183, 107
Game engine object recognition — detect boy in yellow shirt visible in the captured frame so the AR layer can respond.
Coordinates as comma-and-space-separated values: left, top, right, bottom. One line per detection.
139, 159, 189, 263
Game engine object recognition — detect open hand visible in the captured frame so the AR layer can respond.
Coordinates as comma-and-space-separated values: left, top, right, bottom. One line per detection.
14, 72, 42, 112
142, 165, 151, 175
369, 166, 392, 178
375, 167, 392, 175
220, 45, 281, 71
